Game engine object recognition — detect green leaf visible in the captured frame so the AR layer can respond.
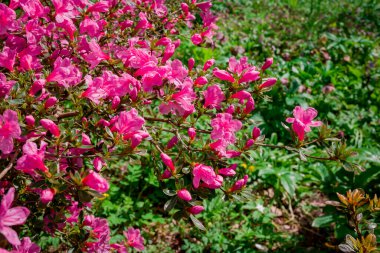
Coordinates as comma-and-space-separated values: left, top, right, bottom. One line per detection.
163, 189, 177, 196
190, 214, 206, 231
164, 197, 177, 212
312, 215, 334, 228
280, 173, 296, 197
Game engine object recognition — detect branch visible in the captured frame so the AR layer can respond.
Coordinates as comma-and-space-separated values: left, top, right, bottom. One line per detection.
0, 151, 20, 180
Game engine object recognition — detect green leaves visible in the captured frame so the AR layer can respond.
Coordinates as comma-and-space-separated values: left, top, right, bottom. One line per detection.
312, 214, 334, 228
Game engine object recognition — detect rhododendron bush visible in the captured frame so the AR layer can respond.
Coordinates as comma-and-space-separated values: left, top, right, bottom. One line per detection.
0, 0, 358, 251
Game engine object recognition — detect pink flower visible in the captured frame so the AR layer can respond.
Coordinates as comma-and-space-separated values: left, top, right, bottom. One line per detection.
259, 78, 277, 89
188, 206, 204, 215
231, 90, 255, 114
229, 175, 249, 192
159, 79, 196, 117
252, 127, 261, 140
11, 237, 41, 253
111, 109, 147, 145
25, 115, 35, 127
124, 227, 145, 251
40, 188, 55, 204
166, 136, 178, 149
177, 189, 192, 201
286, 106, 323, 141
82, 171, 109, 193
162, 43, 175, 63
87, 1, 109, 13
261, 57, 273, 71
0, 47, 16, 72
218, 164, 237, 177
238, 69, 260, 84
0, 187, 30, 246
194, 76, 208, 86
0, 4, 16, 35
191, 34, 202, 45
213, 68, 234, 83
40, 119, 60, 137
16, 141, 49, 175
192, 164, 222, 189
46, 57, 82, 88
160, 153, 175, 173
0, 109, 21, 155
211, 113, 242, 145
188, 58, 195, 71
203, 85, 225, 109
0, 73, 16, 98
82, 39, 110, 69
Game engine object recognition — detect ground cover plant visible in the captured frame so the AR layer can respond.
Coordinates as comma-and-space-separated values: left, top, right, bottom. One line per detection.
0, 0, 379, 252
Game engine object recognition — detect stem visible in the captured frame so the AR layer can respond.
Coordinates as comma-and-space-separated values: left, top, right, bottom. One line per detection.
0, 151, 20, 180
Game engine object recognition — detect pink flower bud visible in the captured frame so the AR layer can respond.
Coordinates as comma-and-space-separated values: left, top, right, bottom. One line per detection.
161, 169, 172, 179
162, 43, 175, 64
155, 37, 171, 47
238, 70, 260, 84
191, 34, 202, 45
203, 59, 215, 71
40, 188, 55, 204
188, 205, 204, 215
93, 157, 105, 172
177, 189, 192, 201
261, 57, 273, 71
194, 76, 208, 86
218, 164, 237, 177
111, 96, 121, 110
252, 127, 261, 140
181, 3, 189, 13
229, 175, 248, 192
173, 39, 181, 48
188, 128, 196, 141
166, 136, 178, 149
259, 78, 277, 89
244, 139, 254, 149
160, 153, 175, 173
82, 171, 109, 193
188, 58, 195, 71
25, 115, 35, 127
44, 97, 58, 109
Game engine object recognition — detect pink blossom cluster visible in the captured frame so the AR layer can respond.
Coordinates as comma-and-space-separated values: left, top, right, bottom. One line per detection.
0, 0, 324, 250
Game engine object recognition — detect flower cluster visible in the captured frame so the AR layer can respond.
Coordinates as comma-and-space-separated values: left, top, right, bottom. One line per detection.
0, 0, 328, 251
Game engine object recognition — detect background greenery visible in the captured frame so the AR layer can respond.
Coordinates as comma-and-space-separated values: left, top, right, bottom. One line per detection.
93, 0, 380, 252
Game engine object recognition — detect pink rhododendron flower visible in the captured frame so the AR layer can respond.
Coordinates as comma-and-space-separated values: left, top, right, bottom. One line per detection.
0, 47, 16, 72
238, 69, 260, 84
123, 227, 145, 251
0, 4, 16, 35
87, 1, 109, 13
5, 236, 41, 253
44, 97, 58, 109
218, 164, 237, 177
82, 171, 109, 193
194, 76, 208, 86
177, 189, 192, 201
211, 113, 242, 145
188, 205, 204, 215
16, 141, 49, 175
203, 59, 215, 71
203, 85, 225, 109
261, 57, 273, 71
46, 57, 82, 87
286, 106, 323, 141
0, 187, 30, 246
0, 109, 21, 155
82, 39, 110, 69
231, 90, 255, 114
40, 119, 60, 137
0, 73, 16, 98
213, 68, 234, 83
192, 164, 222, 189
84, 215, 111, 252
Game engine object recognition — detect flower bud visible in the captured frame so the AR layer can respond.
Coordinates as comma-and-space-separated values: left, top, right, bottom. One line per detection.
188, 58, 195, 71
177, 189, 192, 201
213, 68, 234, 83
203, 59, 215, 71
161, 169, 172, 179
229, 175, 248, 192
259, 78, 277, 89
181, 3, 189, 13
225, 105, 235, 114
111, 96, 121, 110
166, 136, 178, 149
44, 97, 58, 109
261, 57, 273, 71
25, 115, 35, 127
191, 34, 202, 45
194, 76, 208, 86
188, 128, 196, 141
160, 153, 175, 173
244, 139, 254, 149
252, 127, 261, 140
40, 119, 60, 137
93, 157, 105, 172
188, 205, 204, 215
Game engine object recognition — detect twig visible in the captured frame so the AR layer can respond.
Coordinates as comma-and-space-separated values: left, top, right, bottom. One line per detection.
0, 151, 20, 180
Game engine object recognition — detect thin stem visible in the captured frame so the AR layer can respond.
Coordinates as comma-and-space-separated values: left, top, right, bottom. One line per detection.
0, 151, 20, 180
